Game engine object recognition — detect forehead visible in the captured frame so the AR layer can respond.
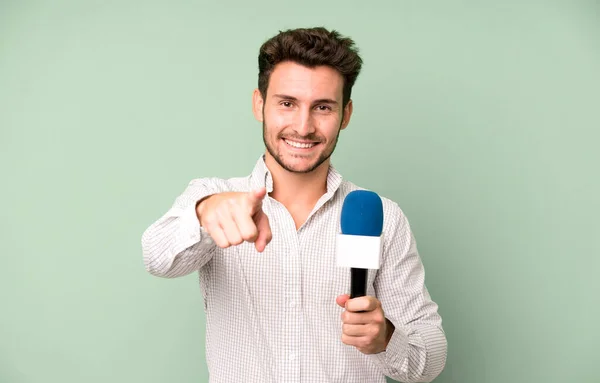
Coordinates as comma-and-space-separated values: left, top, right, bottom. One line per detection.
267, 61, 344, 101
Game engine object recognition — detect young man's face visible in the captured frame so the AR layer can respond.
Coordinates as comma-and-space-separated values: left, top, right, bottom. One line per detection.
253, 61, 353, 174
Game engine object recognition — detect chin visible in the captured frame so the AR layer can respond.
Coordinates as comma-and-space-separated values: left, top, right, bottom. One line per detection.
282, 161, 315, 173
282, 156, 327, 174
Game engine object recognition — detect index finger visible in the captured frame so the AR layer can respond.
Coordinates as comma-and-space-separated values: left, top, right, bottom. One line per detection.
247, 187, 267, 205
345, 296, 380, 312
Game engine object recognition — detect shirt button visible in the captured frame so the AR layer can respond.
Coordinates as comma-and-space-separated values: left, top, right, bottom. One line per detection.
290, 301, 296, 308
289, 353, 296, 361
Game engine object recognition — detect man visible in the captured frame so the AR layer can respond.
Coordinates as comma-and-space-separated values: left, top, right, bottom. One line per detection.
142, 27, 447, 383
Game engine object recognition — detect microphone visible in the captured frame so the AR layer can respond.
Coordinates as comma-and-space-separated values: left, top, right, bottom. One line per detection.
336, 190, 384, 298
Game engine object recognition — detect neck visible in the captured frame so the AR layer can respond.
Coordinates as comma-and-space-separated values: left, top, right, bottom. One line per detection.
264, 153, 329, 207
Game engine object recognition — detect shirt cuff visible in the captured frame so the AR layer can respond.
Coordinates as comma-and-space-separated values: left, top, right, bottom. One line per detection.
368, 324, 409, 373
166, 197, 211, 251
180, 202, 202, 244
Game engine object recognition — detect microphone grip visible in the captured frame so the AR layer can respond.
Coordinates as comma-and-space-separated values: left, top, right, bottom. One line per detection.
350, 268, 368, 299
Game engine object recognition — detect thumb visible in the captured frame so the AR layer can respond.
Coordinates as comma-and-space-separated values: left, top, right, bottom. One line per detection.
336, 294, 350, 308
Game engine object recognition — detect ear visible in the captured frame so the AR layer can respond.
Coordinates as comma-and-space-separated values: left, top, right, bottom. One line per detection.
340, 99, 353, 130
252, 89, 264, 122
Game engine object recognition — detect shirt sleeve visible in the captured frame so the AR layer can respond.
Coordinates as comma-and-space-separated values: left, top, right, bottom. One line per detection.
367, 204, 448, 382
141, 178, 224, 278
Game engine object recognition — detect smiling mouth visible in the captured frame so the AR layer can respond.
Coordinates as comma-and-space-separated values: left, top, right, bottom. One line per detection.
283, 138, 319, 149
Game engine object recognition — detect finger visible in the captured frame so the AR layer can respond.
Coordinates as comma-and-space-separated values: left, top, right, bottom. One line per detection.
247, 187, 267, 209
217, 207, 243, 246
341, 310, 370, 325
336, 294, 350, 308
254, 211, 272, 252
232, 206, 259, 242
341, 334, 368, 349
342, 323, 368, 337
346, 296, 380, 313
206, 223, 230, 249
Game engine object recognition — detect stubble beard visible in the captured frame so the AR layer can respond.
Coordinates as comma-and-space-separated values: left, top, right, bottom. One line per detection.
262, 119, 342, 174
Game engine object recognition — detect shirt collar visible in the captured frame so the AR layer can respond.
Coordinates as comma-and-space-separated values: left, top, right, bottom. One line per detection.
250, 154, 343, 195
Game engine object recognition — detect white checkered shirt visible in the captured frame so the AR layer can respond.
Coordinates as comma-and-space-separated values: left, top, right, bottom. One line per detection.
142, 156, 447, 383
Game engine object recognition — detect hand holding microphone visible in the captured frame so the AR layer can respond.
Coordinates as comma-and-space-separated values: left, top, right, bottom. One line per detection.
336, 294, 394, 355
196, 187, 273, 252
335, 190, 395, 354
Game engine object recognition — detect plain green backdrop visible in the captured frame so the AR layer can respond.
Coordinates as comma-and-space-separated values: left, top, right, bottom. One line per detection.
1, 1, 598, 382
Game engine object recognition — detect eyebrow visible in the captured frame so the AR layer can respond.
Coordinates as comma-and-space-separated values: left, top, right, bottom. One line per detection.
272, 94, 339, 106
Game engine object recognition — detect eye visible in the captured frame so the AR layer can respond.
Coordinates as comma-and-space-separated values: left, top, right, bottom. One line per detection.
316, 105, 332, 111
281, 101, 293, 108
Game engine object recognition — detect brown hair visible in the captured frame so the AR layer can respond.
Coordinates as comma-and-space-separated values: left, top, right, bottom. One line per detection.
258, 27, 363, 108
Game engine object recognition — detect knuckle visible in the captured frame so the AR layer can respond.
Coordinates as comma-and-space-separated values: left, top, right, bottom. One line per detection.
215, 206, 228, 220
208, 215, 219, 226
205, 209, 218, 220
215, 240, 230, 248
230, 230, 243, 241
341, 311, 348, 322
242, 229, 258, 241
204, 226, 215, 238
240, 233, 252, 242
202, 217, 213, 228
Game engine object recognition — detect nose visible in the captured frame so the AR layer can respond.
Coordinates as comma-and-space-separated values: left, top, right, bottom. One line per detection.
294, 108, 315, 137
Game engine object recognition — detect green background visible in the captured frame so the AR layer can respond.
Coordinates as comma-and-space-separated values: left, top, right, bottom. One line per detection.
1, 1, 598, 382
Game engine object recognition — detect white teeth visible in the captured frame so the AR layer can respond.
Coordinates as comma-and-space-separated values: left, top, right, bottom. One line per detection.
285, 139, 316, 149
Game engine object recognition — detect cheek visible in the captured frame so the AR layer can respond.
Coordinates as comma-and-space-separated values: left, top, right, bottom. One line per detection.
275, 111, 295, 127
323, 121, 342, 140
264, 109, 289, 130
